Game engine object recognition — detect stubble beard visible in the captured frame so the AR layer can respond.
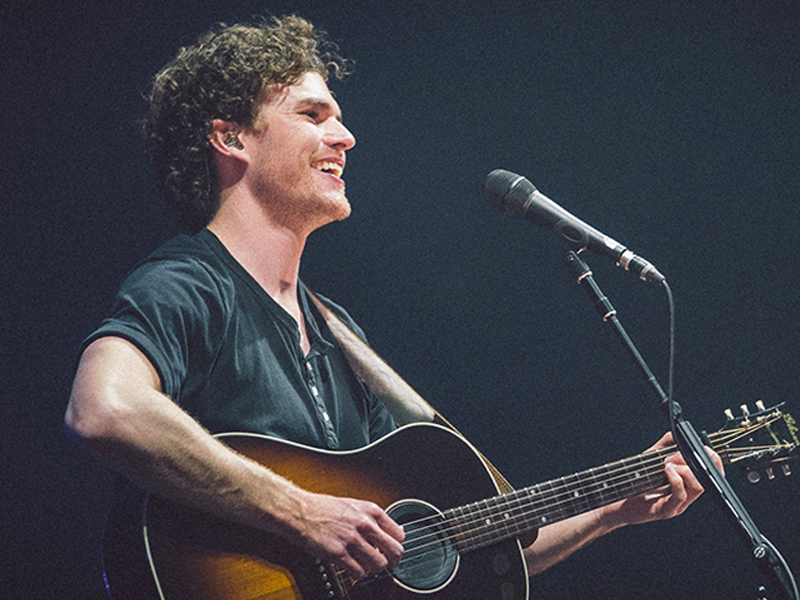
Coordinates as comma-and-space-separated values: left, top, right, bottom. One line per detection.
259, 180, 352, 234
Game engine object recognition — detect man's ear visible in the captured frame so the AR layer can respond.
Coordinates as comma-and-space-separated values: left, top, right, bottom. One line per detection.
208, 119, 244, 154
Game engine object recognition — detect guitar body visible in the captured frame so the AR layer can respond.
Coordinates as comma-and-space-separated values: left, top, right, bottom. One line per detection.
102, 423, 530, 600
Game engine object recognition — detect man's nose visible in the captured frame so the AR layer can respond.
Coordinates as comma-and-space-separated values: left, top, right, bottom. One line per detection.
325, 118, 356, 151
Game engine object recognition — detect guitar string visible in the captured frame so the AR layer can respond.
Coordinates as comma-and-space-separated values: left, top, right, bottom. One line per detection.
332, 446, 677, 592
394, 430, 722, 549
347, 422, 770, 585
333, 446, 682, 590
405, 447, 674, 553
328, 444, 675, 589
417, 423, 788, 560
394, 419, 774, 549
402, 422, 772, 556
334, 421, 778, 591
340, 436, 784, 594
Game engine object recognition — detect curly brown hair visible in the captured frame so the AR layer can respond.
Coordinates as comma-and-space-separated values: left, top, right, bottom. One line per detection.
144, 15, 348, 232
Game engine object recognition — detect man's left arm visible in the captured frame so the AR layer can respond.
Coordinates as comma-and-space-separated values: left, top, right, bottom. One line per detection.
522, 432, 722, 576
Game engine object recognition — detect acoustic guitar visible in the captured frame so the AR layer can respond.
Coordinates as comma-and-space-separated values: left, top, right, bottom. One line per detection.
102, 402, 796, 600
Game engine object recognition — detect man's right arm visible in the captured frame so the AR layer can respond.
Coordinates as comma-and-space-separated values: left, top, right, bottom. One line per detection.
65, 336, 404, 579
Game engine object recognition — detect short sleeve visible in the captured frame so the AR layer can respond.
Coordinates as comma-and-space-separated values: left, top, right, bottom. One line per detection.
82, 255, 229, 401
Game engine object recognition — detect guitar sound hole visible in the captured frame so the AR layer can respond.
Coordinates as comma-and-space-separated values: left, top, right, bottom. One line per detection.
387, 499, 459, 593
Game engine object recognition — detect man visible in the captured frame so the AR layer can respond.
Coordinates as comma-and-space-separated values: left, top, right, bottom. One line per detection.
65, 14, 716, 589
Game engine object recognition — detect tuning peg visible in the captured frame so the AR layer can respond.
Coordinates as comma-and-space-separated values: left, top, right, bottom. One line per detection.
782, 463, 792, 477
747, 470, 761, 484
740, 404, 750, 417
755, 400, 766, 412
724, 408, 734, 421
766, 467, 775, 480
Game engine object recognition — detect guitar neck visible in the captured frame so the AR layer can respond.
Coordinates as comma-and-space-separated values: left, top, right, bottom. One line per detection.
436, 403, 797, 555
445, 447, 672, 554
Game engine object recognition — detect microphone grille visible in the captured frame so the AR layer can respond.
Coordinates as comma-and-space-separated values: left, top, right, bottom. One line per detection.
483, 170, 536, 219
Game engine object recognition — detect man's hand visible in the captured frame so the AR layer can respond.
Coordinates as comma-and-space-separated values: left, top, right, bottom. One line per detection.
523, 431, 725, 575
288, 490, 405, 580
602, 432, 724, 528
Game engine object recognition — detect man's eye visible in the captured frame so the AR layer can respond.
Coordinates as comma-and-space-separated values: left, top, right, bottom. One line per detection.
302, 111, 319, 121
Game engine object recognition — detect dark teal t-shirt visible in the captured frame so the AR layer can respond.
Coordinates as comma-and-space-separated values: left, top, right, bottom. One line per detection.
83, 229, 395, 450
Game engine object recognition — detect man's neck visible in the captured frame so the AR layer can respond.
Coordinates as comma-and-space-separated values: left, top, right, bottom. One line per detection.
207, 194, 309, 331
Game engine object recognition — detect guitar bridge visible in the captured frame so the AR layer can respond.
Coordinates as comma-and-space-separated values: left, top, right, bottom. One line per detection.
314, 558, 350, 599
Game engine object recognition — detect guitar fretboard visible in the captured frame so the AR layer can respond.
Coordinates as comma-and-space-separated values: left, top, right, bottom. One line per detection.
387, 409, 793, 574
444, 449, 670, 553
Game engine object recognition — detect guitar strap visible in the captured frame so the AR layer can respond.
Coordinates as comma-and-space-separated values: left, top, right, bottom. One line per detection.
305, 286, 514, 495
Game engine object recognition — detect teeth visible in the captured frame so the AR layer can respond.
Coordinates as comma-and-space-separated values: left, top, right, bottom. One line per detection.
314, 161, 343, 178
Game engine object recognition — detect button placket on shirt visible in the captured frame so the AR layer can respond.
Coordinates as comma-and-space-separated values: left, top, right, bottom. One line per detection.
305, 358, 338, 448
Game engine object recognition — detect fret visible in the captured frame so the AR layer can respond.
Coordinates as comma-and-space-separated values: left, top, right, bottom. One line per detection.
595, 460, 618, 501
638, 451, 669, 492
580, 467, 610, 511
586, 463, 611, 507
492, 493, 528, 539
619, 456, 640, 498
458, 498, 492, 552
516, 487, 543, 532
562, 472, 593, 518
441, 449, 674, 555
450, 502, 480, 552
538, 479, 566, 525
520, 483, 550, 528
472, 496, 514, 549
596, 456, 640, 501
507, 489, 537, 535
472, 498, 495, 548
445, 505, 471, 552
451, 490, 538, 552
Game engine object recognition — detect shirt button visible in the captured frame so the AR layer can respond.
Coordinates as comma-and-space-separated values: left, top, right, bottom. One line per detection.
311, 385, 319, 397
322, 412, 330, 422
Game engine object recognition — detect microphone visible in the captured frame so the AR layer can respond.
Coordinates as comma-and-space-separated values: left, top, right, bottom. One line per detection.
483, 169, 665, 284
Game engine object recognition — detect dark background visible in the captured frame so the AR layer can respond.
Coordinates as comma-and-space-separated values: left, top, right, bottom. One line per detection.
2, 1, 798, 598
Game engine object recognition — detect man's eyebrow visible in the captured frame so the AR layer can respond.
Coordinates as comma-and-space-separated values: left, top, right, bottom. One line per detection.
294, 96, 343, 120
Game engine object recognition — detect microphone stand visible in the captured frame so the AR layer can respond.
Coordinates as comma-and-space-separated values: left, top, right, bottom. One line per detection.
563, 249, 798, 600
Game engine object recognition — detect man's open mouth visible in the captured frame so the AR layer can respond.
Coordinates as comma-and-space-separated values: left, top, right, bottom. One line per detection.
313, 160, 343, 178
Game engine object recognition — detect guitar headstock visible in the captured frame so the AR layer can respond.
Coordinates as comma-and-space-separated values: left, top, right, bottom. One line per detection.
711, 401, 799, 484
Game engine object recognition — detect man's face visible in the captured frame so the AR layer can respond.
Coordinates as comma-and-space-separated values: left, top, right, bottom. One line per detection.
240, 71, 357, 233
